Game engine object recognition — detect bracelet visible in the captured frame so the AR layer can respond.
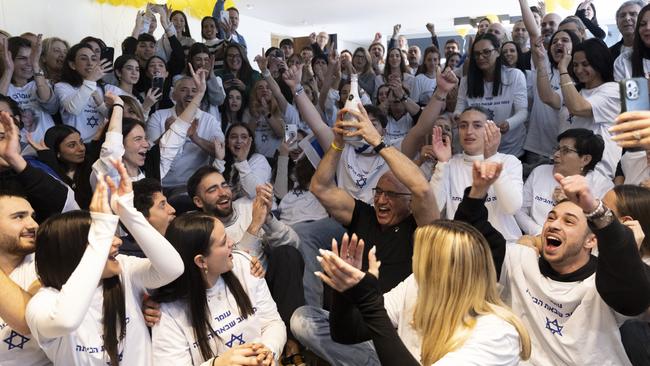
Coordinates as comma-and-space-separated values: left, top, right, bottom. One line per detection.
295, 84, 304, 96
330, 142, 344, 152
262, 69, 272, 78
560, 72, 570, 76
560, 82, 574, 87
112, 104, 124, 109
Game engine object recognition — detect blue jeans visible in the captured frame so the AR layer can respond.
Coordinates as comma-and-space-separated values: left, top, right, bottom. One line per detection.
290, 306, 380, 366
292, 218, 346, 307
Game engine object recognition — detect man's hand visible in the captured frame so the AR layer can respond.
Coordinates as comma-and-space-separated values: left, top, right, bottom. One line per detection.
426, 23, 436, 35
392, 24, 401, 38
373, 32, 382, 43
469, 160, 503, 199
337, 104, 383, 147
553, 173, 598, 213
435, 66, 459, 94
483, 121, 501, 158
611, 111, 650, 150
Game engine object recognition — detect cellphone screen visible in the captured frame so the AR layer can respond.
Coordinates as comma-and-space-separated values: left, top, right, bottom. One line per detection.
152, 77, 164, 91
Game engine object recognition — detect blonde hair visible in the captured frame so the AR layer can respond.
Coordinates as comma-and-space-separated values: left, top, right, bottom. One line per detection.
412, 221, 531, 364
40, 37, 70, 79
249, 79, 280, 119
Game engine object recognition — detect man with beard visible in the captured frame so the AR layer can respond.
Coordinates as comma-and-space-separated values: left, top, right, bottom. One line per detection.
455, 161, 650, 365
0, 192, 49, 365
406, 45, 421, 75
511, 20, 532, 69
187, 169, 305, 360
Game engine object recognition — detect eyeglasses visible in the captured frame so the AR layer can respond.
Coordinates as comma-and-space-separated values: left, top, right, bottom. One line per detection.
553, 146, 579, 155
472, 48, 496, 59
372, 188, 412, 199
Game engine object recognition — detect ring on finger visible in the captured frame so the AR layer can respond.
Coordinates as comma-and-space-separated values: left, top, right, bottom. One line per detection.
633, 131, 642, 141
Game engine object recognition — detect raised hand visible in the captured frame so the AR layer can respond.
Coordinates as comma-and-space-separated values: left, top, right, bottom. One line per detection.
309, 32, 317, 44
104, 92, 124, 109
29, 34, 43, 73
0, 37, 14, 73
315, 235, 380, 292
89, 174, 112, 215
373, 32, 382, 43
143, 87, 162, 111
333, 233, 365, 269
213, 139, 225, 161
26, 133, 48, 151
188, 63, 207, 96
431, 125, 451, 162
426, 23, 436, 35
106, 159, 133, 198
392, 24, 401, 37
337, 103, 383, 147
436, 64, 459, 93
89, 59, 112, 82
0, 111, 24, 170
557, 52, 572, 74
469, 160, 503, 198
553, 173, 598, 213
483, 121, 501, 158
282, 64, 303, 91
254, 50, 268, 74
611, 111, 650, 150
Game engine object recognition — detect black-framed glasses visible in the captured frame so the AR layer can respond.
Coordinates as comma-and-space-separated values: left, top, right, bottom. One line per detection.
472, 48, 496, 59
552, 146, 579, 155
372, 188, 412, 199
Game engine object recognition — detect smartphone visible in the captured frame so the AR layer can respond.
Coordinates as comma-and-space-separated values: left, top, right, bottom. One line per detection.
219, 10, 229, 23
620, 77, 649, 112
151, 76, 164, 91
100, 47, 115, 64
221, 73, 235, 83
285, 124, 298, 144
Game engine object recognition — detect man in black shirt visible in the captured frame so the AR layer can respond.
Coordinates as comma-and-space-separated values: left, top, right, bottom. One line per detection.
290, 104, 438, 365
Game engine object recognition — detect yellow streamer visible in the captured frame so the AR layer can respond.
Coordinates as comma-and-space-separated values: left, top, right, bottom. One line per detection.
94, 0, 237, 19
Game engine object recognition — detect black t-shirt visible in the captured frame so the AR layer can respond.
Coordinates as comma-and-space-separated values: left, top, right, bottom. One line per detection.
346, 200, 417, 293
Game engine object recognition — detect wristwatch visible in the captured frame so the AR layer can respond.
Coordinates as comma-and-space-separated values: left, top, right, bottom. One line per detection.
34, 70, 45, 77
399, 95, 408, 103
373, 139, 387, 154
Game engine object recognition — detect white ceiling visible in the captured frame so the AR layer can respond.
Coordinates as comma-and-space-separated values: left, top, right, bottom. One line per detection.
238, 0, 623, 44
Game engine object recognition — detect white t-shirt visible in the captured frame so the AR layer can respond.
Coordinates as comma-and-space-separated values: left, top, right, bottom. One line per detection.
455, 67, 529, 157
500, 245, 631, 365
385, 113, 413, 145
8, 81, 57, 147
620, 150, 650, 185
410, 73, 437, 105
336, 145, 389, 205
253, 104, 300, 158
374, 73, 415, 99
524, 67, 569, 158
383, 275, 522, 365
430, 153, 523, 241
54, 80, 107, 142
568, 82, 622, 180
613, 51, 650, 81
0, 255, 51, 366
147, 107, 223, 187
515, 165, 614, 235
278, 190, 329, 226
152, 251, 286, 366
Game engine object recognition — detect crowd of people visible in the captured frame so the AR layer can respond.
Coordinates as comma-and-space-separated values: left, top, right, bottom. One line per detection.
1, 0, 650, 365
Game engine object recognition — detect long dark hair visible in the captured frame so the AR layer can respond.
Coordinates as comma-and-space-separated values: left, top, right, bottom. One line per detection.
220, 87, 248, 133
113, 54, 139, 83
44, 124, 83, 164
35, 211, 126, 366
201, 16, 218, 40
416, 46, 440, 76
155, 213, 253, 361
632, 4, 650, 77
224, 44, 255, 86
383, 47, 408, 81
467, 33, 503, 98
500, 41, 526, 74
170, 10, 192, 38
224, 123, 256, 190
61, 43, 95, 87
572, 38, 613, 86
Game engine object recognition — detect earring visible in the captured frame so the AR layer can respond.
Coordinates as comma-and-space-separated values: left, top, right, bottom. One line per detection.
203, 266, 208, 277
